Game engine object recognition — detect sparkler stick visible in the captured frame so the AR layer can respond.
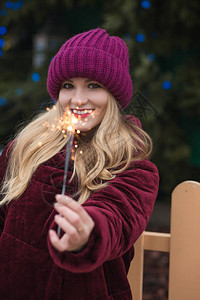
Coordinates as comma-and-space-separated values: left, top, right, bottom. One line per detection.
57, 129, 74, 237
57, 109, 78, 238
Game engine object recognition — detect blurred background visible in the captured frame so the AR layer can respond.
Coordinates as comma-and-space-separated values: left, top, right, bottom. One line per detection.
0, 1, 199, 297
1, 0, 200, 225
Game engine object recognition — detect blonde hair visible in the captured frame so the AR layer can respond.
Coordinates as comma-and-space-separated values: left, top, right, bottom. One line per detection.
0, 95, 152, 206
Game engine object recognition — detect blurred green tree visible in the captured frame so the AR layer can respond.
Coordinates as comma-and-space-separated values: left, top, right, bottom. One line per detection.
0, 0, 199, 199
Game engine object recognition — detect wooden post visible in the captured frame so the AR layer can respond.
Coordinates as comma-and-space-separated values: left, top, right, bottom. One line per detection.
169, 181, 200, 300
127, 233, 144, 300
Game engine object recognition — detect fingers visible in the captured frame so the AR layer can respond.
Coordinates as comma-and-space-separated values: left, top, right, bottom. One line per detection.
54, 214, 80, 239
49, 194, 95, 252
55, 194, 93, 224
49, 229, 68, 252
54, 202, 83, 231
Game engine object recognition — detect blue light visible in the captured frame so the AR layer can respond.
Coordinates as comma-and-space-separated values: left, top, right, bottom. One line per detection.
0, 38, 5, 48
5, 1, 13, 9
15, 88, 24, 96
0, 26, 7, 36
12, 3, 20, 10
162, 81, 172, 90
31, 72, 41, 82
0, 9, 7, 16
147, 53, 155, 62
136, 33, 145, 43
18, 0, 24, 7
0, 49, 3, 57
141, 0, 151, 9
0, 97, 7, 106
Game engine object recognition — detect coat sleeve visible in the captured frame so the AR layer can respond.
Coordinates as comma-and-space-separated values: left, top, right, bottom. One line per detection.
47, 159, 159, 273
0, 141, 13, 235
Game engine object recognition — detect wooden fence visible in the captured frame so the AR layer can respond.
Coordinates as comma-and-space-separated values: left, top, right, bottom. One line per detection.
128, 180, 200, 300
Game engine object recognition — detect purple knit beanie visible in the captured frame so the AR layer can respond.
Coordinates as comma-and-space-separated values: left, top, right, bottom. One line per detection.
47, 28, 133, 109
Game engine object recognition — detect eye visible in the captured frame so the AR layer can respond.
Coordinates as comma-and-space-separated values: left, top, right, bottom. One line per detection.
62, 83, 74, 89
88, 83, 101, 89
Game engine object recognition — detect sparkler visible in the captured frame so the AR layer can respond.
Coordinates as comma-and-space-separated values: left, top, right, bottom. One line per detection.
57, 108, 78, 237
43, 105, 94, 237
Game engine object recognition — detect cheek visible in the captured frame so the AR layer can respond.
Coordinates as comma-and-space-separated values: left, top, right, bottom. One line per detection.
58, 91, 70, 109
94, 92, 108, 109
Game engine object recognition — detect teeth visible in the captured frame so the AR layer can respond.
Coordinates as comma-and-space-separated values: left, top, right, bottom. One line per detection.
72, 109, 93, 115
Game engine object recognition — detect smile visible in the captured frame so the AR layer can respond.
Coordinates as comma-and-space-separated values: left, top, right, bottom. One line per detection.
71, 109, 94, 115
71, 109, 95, 119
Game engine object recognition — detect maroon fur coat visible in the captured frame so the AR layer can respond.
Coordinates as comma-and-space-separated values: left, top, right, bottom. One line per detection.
0, 126, 159, 299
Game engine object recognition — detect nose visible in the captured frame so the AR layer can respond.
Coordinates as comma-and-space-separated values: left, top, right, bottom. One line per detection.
71, 88, 88, 107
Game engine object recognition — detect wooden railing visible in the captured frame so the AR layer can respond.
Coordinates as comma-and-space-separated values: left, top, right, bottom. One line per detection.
128, 180, 200, 300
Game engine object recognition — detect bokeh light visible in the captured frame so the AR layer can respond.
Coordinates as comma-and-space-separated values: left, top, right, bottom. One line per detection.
0, 26, 7, 36
162, 81, 172, 90
0, 38, 5, 48
5, 1, 24, 10
141, 0, 152, 9
31, 72, 41, 82
136, 33, 145, 43
0, 97, 7, 106
5, 1, 13, 9
147, 53, 155, 62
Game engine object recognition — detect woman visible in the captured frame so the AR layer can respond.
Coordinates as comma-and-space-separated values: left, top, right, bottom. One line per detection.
0, 28, 159, 299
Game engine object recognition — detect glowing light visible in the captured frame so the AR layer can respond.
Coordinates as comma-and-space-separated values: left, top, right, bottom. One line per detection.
5, 1, 24, 10
75, 144, 78, 148
80, 151, 83, 154
141, 0, 151, 9
16, 1, 24, 9
72, 116, 78, 124
5, 1, 13, 9
0, 26, 7, 36
147, 53, 155, 62
0, 97, 7, 106
162, 81, 172, 90
38, 142, 42, 147
0, 38, 5, 48
136, 33, 145, 43
31, 72, 41, 82
68, 125, 73, 131
46, 107, 50, 111
77, 130, 80, 134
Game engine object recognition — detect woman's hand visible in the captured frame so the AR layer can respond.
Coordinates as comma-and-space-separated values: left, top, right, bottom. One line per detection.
49, 194, 95, 252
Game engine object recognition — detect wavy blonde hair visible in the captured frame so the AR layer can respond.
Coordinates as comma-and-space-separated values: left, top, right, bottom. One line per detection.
0, 95, 152, 206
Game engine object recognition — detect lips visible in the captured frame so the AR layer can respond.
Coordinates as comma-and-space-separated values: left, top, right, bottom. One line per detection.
71, 108, 95, 119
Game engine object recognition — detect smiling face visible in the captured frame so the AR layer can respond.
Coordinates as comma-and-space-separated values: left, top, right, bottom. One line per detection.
58, 78, 108, 132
